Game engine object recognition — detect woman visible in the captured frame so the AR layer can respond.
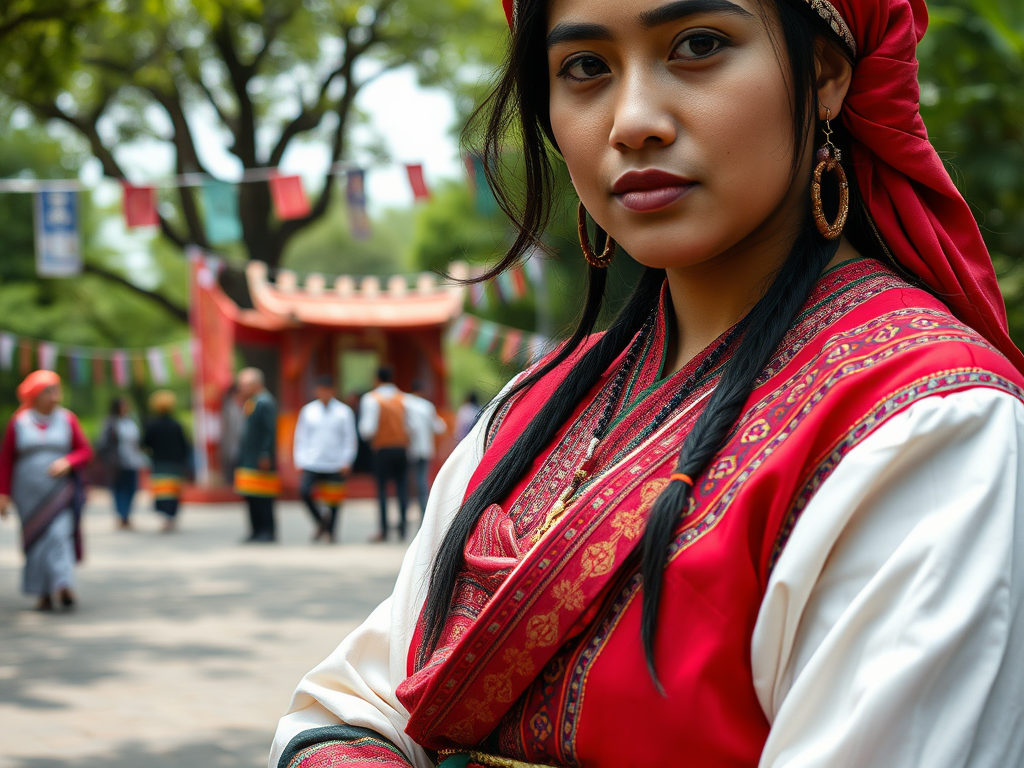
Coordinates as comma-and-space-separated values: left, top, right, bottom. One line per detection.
272, 0, 1024, 765
143, 390, 190, 533
0, 371, 92, 611
101, 397, 148, 530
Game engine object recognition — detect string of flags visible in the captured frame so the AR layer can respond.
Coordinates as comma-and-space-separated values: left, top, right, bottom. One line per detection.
448, 315, 554, 366
2, 162, 436, 275
0, 332, 192, 387
466, 263, 530, 309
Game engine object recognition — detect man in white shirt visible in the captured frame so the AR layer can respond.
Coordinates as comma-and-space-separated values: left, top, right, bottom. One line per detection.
404, 380, 447, 517
293, 376, 357, 543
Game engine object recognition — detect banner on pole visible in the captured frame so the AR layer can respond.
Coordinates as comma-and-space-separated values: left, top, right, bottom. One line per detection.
201, 180, 242, 245
268, 173, 311, 221
123, 183, 159, 228
34, 186, 82, 277
346, 170, 372, 240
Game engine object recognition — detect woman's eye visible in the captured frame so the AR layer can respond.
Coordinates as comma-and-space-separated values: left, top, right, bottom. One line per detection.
563, 55, 610, 80
673, 33, 724, 59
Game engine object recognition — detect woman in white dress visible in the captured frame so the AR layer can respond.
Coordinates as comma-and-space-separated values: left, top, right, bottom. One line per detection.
271, 0, 1024, 765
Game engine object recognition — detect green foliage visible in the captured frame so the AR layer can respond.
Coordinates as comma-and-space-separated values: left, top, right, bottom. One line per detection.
918, 0, 1024, 339
0, 0, 507, 276
282, 199, 415, 277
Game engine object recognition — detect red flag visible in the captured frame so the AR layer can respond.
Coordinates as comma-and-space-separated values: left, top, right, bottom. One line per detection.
18, 341, 32, 376
268, 173, 311, 220
122, 183, 159, 228
501, 329, 523, 364
92, 357, 106, 386
405, 164, 430, 201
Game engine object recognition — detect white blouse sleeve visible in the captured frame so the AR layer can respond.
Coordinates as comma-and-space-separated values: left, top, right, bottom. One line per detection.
753, 387, 1024, 768
270, 397, 494, 768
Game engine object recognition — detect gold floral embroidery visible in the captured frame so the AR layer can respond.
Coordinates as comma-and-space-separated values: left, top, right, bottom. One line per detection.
443, 478, 669, 742
740, 418, 770, 443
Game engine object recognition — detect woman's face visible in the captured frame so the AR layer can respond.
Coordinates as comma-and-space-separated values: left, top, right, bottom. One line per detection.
547, 0, 811, 271
35, 385, 62, 414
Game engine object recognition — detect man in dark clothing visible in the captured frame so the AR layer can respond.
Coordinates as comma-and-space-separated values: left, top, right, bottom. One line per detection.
234, 368, 279, 543
358, 366, 412, 541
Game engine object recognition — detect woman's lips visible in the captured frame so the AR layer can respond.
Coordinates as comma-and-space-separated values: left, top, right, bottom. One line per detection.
612, 169, 696, 213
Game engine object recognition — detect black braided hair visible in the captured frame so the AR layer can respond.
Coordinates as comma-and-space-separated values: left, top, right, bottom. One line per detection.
639, 226, 840, 688
421, 0, 868, 657
422, 266, 665, 654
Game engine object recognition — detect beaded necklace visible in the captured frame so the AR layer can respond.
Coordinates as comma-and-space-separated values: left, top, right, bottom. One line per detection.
534, 311, 743, 541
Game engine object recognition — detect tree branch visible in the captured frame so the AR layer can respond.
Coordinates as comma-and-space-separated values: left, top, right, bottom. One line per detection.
83, 263, 188, 322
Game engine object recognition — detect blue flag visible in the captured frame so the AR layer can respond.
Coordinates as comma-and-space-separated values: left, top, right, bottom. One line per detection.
34, 186, 82, 277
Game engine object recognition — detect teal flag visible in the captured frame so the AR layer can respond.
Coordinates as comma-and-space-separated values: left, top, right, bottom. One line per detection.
470, 155, 499, 216
202, 180, 242, 245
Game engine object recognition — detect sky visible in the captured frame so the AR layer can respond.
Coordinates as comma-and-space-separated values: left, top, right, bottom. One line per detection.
94, 65, 462, 213
81, 66, 463, 286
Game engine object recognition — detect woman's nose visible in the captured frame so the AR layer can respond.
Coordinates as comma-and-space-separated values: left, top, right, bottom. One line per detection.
608, 66, 677, 151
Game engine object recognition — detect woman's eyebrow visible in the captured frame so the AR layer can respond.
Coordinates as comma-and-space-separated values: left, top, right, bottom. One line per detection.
639, 0, 754, 27
547, 0, 754, 48
547, 22, 614, 48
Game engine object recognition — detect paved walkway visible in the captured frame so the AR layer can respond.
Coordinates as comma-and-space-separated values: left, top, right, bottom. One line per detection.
0, 490, 414, 768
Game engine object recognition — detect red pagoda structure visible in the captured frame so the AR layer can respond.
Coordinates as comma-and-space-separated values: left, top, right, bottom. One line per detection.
188, 252, 467, 497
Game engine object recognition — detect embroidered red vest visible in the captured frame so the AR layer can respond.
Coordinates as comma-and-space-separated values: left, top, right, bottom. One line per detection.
395, 260, 1024, 767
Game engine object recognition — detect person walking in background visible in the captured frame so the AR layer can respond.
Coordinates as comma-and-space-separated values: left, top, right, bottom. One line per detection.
0, 371, 92, 611
405, 380, 446, 518
294, 376, 357, 543
100, 397, 148, 530
233, 368, 279, 543
454, 391, 482, 441
143, 390, 190, 533
359, 366, 411, 542
219, 382, 244, 487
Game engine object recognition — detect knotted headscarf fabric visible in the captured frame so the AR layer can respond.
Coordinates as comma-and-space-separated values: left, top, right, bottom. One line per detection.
502, 0, 1024, 370
834, 0, 1024, 370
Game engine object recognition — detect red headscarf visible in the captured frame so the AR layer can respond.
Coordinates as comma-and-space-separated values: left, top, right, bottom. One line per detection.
17, 370, 61, 411
502, 0, 1024, 371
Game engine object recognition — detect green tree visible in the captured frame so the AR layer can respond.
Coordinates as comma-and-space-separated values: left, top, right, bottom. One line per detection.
0, 0, 506, 315
918, 0, 1024, 338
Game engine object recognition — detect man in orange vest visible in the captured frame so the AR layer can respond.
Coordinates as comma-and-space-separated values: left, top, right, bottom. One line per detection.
358, 366, 412, 541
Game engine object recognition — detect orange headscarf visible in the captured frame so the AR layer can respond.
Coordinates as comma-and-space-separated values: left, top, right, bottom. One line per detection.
17, 370, 61, 411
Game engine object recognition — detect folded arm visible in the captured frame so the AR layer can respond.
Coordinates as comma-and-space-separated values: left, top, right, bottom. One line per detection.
754, 388, 1024, 768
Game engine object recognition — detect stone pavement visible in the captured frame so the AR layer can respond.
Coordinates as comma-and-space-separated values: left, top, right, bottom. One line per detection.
0, 490, 415, 768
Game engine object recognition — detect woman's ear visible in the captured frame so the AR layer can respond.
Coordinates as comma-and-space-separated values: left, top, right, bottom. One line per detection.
814, 40, 853, 119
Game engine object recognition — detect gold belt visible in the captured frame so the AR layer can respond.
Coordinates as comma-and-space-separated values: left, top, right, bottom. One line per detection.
437, 749, 560, 768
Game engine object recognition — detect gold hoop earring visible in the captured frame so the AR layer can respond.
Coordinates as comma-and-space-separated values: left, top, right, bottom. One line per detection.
577, 202, 616, 268
811, 107, 849, 241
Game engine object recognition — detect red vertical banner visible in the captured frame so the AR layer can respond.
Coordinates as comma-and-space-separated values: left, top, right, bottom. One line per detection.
405, 164, 430, 201
92, 356, 106, 385
122, 183, 159, 228
188, 248, 237, 486
268, 173, 311, 220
